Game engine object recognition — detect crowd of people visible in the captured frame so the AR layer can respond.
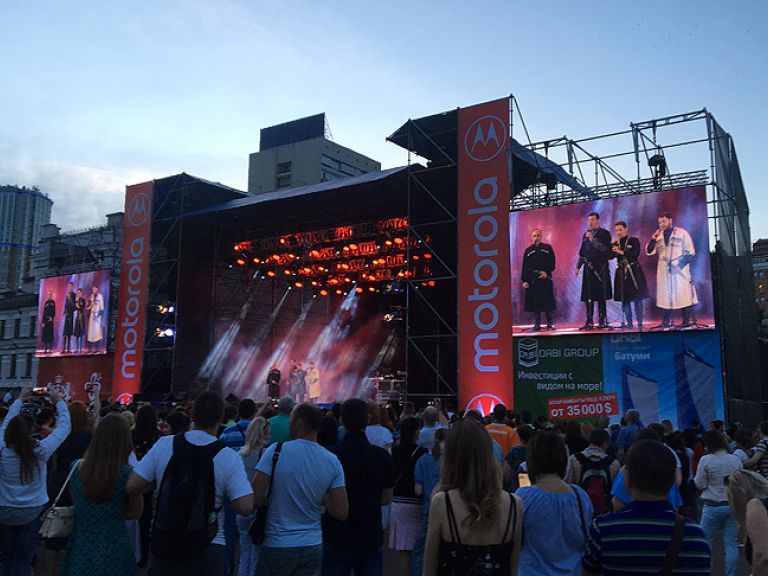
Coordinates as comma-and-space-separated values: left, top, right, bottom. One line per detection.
1, 387, 768, 576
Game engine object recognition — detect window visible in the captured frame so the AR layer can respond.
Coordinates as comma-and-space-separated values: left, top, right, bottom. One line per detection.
276, 161, 292, 175
276, 174, 292, 189
29, 315, 36, 337
9, 355, 16, 379
14, 318, 20, 339
24, 353, 32, 379
0, 319, 5, 339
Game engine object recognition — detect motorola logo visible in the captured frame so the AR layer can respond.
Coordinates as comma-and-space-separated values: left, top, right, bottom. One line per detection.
127, 192, 149, 227
464, 115, 507, 162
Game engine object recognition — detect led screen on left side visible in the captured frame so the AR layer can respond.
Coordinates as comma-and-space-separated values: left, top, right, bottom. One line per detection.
36, 270, 111, 357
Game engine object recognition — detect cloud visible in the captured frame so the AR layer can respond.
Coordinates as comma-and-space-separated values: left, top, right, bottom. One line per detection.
0, 158, 154, 231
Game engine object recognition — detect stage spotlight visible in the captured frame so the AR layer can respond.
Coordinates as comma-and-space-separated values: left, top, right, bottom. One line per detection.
368, 286, 376, 292
303, 267, 312, 274
355, 287, 364, 294
168, 306, 175, 313
311, 280, 318, 286
284, 269, 292, 276
310, 249, 320, 258
423, 253, 433, 260
294, 281, 304, 288
319, 289, 329, 296
236, 258, 246, 266
164, 328, 175, 337
384, 313, 394, 322
343, 246, 350, 252
279, 238, 286, 245
427, 280, 436, 287
385, 240, 393, 246
253, 257, 260, 264
344, 277, 352, 283
412, 255, 420, 261
341, 263, 350, 270
267, 270, 276, 278
335, 289, 343, 295
349, 243, 358, 250
394, 237, 404, 245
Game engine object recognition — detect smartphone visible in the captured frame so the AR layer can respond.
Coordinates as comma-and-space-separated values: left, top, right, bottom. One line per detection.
517, 473, 531, 488
33, 387, 48, 396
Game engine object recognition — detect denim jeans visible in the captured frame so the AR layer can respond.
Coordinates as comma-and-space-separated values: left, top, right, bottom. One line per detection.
322, 541, 383, 576
699, 504, 739, 576
148, 543, 227, 576
236, 514, 261, 576
0, 515, 43, 576
256, 544, 322, 576
410, 517, 429, 576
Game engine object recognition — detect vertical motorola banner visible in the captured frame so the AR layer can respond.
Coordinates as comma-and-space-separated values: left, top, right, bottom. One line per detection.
112, 181, 153, 403
457, 98, 514, 413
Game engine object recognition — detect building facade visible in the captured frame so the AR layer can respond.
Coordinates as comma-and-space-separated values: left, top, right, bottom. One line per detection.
0, 293, 39, 395
0, 185, 53, 293
248, 113, 380, 194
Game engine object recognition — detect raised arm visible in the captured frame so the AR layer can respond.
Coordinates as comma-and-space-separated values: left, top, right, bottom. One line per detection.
39, 392, 72, 459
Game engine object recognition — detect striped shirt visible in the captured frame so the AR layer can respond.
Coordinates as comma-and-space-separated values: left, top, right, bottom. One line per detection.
582, 500, 710, 575
753, 438, 768, 479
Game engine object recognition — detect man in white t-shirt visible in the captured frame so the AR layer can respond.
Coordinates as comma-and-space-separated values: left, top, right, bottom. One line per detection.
126, 392, 253, 576
252, 403, 348, 576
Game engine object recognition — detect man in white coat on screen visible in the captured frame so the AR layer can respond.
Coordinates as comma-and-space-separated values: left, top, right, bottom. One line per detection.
645, 211, 698, 329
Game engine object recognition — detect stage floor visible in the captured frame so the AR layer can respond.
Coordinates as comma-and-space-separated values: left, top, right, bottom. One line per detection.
512, 318, 716, 337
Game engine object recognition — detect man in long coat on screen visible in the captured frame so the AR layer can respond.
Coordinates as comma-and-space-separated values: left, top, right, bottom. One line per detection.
611, 221, 649, 330
521, 228, 556, 331
645, 211, 698, 328
575, 212, 613, 329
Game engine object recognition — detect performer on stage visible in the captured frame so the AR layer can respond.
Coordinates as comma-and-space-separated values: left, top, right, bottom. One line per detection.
86, 285, 104, 351
645, 212, 698, 328
62, 282, 76, 354
41, 290, 56, 354
575, 212, 613, 330
306, 361, 321, 403
73, 287, 86, 353
288, 360, 307, 402
266, 363, 281, 398
611, 221, 648, 330
520, 228, 556, 331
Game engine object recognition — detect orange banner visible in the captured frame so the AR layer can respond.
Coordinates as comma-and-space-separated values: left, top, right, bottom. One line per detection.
458, 98, 514, 414
112, 181, 154, 402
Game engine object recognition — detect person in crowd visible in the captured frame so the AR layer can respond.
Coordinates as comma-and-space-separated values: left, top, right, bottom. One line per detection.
744, 421, 768, 479
0, 387, 70, 575
666, 431, 696, 518
126, 391, 254, 576
268, 396, 295, 444
728, 469, 768, 573
366, 403, 394, 451
237, 417, 271, 576
43, 402, 95, 572
417, 403, 447, 450
485, 403, 520, 458
564, 421, 589, 455
611, 429, 683, 512
131, 404, 160, 568
391, 416, 428, 575
516, 430, 592, 575
318, 413, 339, 448
693, 430, 742, 576
423, 420, 523, 576
733, 430, 754, 463
506, 425, 535, 490
582, 439, 711, 575
411, 428, 445, 576
165, 410, 189, 436
322, 398, 394, 576
61, 414, 143, 575
615, 409, 641, 461
252, 403, 348, 576
567, 428, 619, 516
221, 398, 257, 450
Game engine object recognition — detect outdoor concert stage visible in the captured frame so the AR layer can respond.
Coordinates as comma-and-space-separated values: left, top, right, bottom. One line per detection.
79, 97, 760, 425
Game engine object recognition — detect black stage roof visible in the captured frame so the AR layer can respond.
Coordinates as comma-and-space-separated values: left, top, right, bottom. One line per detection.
387, 109, 589, 197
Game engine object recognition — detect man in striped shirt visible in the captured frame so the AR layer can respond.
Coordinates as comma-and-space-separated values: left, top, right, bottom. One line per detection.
582, 439, 710, 576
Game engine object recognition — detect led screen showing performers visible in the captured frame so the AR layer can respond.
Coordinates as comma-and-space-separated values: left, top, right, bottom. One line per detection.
509, 186, 714, 336
36, 270, 111, 357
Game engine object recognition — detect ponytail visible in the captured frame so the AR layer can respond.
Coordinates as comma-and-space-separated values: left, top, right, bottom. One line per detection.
4, 415, 39, 484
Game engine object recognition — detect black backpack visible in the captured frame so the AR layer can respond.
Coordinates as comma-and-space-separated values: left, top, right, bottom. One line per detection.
574, 452, 614, 516
151, 434, 224, 560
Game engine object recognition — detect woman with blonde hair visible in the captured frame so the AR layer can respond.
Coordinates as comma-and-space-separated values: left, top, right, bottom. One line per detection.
62, 414, 143, 575
424, 420, 522, 576
237, 416, 271, 576
727, 469, 768, 572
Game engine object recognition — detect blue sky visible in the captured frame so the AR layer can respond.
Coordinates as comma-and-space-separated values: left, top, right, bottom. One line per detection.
1, 0, 766, 239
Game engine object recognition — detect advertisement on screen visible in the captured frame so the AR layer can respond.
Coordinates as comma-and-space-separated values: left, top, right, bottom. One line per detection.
509, 186, 714, 335
36, 270, 111, 357
513, 330, 724, 428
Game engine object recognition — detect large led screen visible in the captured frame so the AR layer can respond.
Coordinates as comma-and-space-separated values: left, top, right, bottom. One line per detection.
36, 270, 111, 357
509, 186, 714, 336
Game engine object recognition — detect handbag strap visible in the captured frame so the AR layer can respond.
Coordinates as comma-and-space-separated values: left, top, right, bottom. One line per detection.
265, 442, 283, 500
659, 514, 686, 576
51, 460, 79, 508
